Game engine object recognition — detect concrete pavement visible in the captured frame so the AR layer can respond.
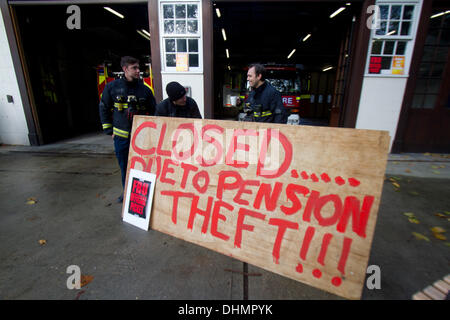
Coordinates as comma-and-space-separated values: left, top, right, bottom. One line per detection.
0, 132, 449, 300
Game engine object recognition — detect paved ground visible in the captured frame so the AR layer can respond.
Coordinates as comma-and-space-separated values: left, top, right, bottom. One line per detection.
0, 132, 449, 300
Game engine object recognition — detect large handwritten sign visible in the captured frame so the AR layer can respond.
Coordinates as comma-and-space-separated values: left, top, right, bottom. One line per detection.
123, 116, 390, 300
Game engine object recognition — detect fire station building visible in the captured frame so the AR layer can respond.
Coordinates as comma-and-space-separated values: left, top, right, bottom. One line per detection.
0, 0, 449, 152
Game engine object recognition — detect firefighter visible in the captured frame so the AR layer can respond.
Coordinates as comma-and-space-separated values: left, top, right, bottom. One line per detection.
237, 64, 288, 124
99, 56, 156, 203
155, 81, 202, 119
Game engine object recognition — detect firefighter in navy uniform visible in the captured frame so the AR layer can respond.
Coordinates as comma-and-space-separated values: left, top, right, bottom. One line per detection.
99, 56, 156, 203
155, 81, 202, 119
238, 63, 288, 124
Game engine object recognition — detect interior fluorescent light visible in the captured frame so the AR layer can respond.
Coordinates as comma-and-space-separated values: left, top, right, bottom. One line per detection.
226, 49, 229, 58
104, 7, 124, 19
137, 30, 150, 41
216, 8, 221, 18
287, 49, 296, 59
302, 33, 311, 42
386, 30, 396, 36
323, 66, 333, 72
221, 28, 227, 41
330, 7, 346, 18
227, 65, 231, 71
141, 29, 150, 38
346, 2, 351, 5
431, 10, 450, 19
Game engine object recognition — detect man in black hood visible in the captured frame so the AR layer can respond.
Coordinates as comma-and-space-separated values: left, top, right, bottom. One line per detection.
155, 81, 202, 119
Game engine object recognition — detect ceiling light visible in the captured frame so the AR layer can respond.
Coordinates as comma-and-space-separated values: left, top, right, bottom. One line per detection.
221, 28, 227, 41
227, 65, 231, 71
302, 33, 311, 42
141, 29, 150, 38
287, 49, 296, 59
216, 8, 221, 18
323, 66, 333, 72
330, 7, 346, 18
137, 30, 150, 41
346, 2, 351, 5
226, 49, 229, 58
431, 10, 450, 19
104, 7, 124, 19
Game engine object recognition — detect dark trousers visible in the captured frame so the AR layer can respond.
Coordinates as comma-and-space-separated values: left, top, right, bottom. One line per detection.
113, 135, 130, 188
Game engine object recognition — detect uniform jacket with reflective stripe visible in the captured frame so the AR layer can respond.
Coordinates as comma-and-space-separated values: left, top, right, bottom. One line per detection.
246, 81, 288, 124
99, 78, 156, 139
155, 97, 202, 119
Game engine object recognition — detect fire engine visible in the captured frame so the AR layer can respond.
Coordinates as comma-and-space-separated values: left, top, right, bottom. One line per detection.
96, 62, 154, 101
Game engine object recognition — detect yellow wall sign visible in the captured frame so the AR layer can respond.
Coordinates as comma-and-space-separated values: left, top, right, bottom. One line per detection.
176, 53, 189, 72
392, 56, 405, 75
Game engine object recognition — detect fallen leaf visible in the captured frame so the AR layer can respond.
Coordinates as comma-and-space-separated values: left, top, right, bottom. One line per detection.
431, 165, 439, 169
392, 182, 401, 188
412, 232, 430, 242
408, 218, 420, 224
80, 275, 94, 288
405, 169, 412, 173
435, 213, 446, 218
393, 161, 399, 165
26, 197, 37, 205
439, 165, 445, 169
444, 211, 450, 216
423, 152, 431, 156
389, 177, 397, 182
433, 233, 447, 241
432, 170, 441, 174
403, 212, 416, 218
431, 227, 446, 234
38, 239, 46, 245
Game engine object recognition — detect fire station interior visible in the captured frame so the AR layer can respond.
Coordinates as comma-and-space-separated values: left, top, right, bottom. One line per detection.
212, 1, 362, 126
14, 3, 151, 144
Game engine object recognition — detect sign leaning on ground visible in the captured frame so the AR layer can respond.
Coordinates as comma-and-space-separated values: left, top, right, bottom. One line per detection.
122, 116, 390, 300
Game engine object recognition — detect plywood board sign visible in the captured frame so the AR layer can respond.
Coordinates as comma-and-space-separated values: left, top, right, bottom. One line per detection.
123, 116, 390, 300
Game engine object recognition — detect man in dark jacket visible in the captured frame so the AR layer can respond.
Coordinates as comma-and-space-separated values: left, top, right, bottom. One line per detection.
155, 81, 202, 119
239, 64, 288, 124
99, 56, 156, 202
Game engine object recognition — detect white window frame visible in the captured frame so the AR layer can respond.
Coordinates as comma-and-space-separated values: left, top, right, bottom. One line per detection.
365, 1, 421, 77
159, 0, 203, 73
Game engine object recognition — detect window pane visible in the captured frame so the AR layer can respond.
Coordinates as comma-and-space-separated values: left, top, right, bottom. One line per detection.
418, 62, 431, 77
166, 54, 176, 67
411, 94, 424, 108
164, 20, 174, 34
163, 4, 174, 19
440, 28, 450, 46
376, 21, 387, 35
371, 40, 383, 54
400, 22, 411, 35
189, 54, 199, 67
425, 29, 439, 45
384, 41, 395, 54
423, 94, 437, 109
403, 5, 414, 19
435, 47, 448, 62
165, 39, 175, 52
176, 4, 186, 18
422, 46, 435, 61
396, 41, 406, 55
380, 5, 389, 19
381, 56, 392, 69
388, 22, 399, 35
390, 5, 401, 20
187, 4, 198, 19
431, 63, 445, 77
427, 79, 442, 94
177, 39, 187, 52
187, 20, 198, 34
188, 39, 198, 52
176, 20, 186, 34
415, 79, 428, 93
